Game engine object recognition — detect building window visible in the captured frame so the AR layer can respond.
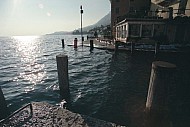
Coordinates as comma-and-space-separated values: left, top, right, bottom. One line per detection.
115, 7, 119, 14
130, 7, 134, 12
121, 26, 124, 38
123, 25, 126, 38
119, 26, 122, 38
154, 24, 165, 37
129, 24, 141, 37
142, 24, 153, 37
116, 27, 119, 38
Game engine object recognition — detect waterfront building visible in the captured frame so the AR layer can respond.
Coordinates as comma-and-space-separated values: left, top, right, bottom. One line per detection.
151, 0, 190, 18
110, 0, 151, 38
112, 0, 190, 44
115, 18, 166, 43
115, 17, 190, 44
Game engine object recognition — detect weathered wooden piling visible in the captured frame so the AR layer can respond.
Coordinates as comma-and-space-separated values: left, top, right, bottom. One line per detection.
131, 42, 135, 54
154, 42, 160, 55
168, 7, 173, 19
146, 61, 176, 111
62, 39, 64, 48
90, 40, 94, 51
115, 41, 119, 53
0, 86, 9, 120
74, 38, 78, 48
145, 61, 176, 127
82, 36, 84, 42
56, 54, 69, 97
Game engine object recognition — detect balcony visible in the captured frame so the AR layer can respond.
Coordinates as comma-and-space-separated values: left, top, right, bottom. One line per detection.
154, 0, 179, 7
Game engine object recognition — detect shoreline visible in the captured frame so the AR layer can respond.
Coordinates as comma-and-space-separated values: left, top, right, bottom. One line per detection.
83, 38, 190, 53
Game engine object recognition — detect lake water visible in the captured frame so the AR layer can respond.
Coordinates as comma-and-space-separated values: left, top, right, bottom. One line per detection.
0, 35, 190, 127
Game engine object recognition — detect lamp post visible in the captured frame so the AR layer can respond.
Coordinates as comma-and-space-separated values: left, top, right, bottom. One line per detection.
80, 5, 84, 46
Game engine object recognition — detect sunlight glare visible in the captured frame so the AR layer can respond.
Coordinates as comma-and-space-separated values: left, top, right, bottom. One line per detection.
13, 36, 39, 43
13, 0, 22, 5
12, 0, 22, 15
12, 36, 45, 87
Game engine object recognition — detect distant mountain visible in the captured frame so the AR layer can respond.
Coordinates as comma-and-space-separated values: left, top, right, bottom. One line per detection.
81, 12, 111, 32
47, 12, 111, 35
46, 31, 72, 35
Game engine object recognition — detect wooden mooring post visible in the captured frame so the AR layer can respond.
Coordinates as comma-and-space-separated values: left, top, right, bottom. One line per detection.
154, 42, 160, 55
145, 61, 176, 127
131, 42, 135, 54
0, 86, 9, 120
56, 54, 69, 97
62, 39, 65, 48
115, 41, 119, 53
90, 40, 94, 51
74, 38, 78, 49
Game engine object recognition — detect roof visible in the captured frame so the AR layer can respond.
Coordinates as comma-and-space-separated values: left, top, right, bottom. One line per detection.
116, 18, 167, 26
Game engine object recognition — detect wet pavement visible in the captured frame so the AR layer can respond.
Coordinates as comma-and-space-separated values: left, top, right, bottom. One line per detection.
0, 102, 125, 127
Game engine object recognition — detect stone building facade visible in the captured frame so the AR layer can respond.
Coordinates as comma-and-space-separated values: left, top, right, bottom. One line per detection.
151, 0, 190, 19
110, 0, 151, 38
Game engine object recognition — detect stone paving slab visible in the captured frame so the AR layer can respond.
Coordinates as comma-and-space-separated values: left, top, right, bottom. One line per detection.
0, 102, 125, 127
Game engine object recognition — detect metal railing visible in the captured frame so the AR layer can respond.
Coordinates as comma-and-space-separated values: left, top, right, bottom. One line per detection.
0, 103, 33, 124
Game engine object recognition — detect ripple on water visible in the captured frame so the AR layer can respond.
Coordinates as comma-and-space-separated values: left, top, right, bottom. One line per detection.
1, 36, 190, 127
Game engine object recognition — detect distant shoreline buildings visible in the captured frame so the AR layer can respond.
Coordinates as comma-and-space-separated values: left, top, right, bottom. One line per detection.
110, 0, 190, 44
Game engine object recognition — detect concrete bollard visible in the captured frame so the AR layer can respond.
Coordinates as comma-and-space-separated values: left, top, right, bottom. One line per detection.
74, 38, 78, 48
90, 40, 94, 51
145, 61, 176, 127
146, 61, 176, 111
0, 86, 9, 120
56, 54, 69, 97
62, 39, 65, 48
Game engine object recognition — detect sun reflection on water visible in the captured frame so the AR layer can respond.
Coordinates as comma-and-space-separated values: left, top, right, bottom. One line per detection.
12, 36, 46, 92
13, 36, 40, 61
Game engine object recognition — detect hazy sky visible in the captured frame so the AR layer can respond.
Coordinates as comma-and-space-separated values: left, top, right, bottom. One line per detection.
0, 0, 110, 36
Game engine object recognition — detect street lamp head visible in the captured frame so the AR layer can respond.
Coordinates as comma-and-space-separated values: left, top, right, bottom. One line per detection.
80, 5, 83, 14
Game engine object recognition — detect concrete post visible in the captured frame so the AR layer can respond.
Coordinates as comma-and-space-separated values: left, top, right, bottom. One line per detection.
62, 39, 65, 48
0, 86, 9, 120
146, 61, 176, 111
90, 40, 94, 51
56, 54, 69, 97
145, 61, 176, 127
